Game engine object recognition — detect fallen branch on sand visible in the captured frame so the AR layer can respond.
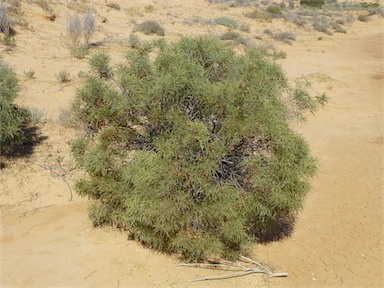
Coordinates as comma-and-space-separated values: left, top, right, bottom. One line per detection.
181, 255, 287, 282
27, 160, 73, 202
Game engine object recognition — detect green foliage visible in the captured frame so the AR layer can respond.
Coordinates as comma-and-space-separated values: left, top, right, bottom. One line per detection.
89, 51, 112, 78
70, 44, 89, 59
127, 33, 141, 49
357, 14, 369, 22
71, 36, 324, 262
2, 34, 15, 46
135, 20, 165, 36
0, 59, 30, 146
300, 0, 325, 8
215, 16, 238, 28
266, 5, 283, 16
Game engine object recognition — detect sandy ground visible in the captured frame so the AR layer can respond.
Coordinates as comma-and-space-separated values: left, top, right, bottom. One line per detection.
1, 1, 383, 287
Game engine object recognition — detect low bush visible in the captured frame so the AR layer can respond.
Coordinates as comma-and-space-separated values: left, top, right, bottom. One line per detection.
266, 5, 283, 17
106, 3, 120, 10
215, 16, 238, 28
0, 2, 10, 35
24, 69, 36, 79
0, 58, 30, 147
274, 31, 296, 42
57, 70, 71, 83
220, 31, 250, 46
66, 10, 95, 45
135, 20, 165, 36
70, 44, 89, 59
300, 0, 325, 8
127, 33, 140, 48
71, 36, 325, 262
357, 14, 369, 22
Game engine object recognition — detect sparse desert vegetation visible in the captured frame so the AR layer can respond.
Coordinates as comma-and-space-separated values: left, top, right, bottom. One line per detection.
0, 0, 383, 286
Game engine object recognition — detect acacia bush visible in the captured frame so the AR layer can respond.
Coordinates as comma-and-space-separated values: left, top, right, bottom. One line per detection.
71, 36, 325, 262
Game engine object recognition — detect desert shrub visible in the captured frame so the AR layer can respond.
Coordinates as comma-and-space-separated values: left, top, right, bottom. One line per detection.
300, 0, 325, 8
263, 28, 273, 36
334, 26, 346, 34
144, 5, 154, 13
0, 2, 10, 35
285, 12, 307, 26
357, 14, 369, 22
0, 58, 30, 146
220, 31, 250, 46
127, 33, 140, 48
66, 13, 82, 45
70, 43, 88, 59
106, 3, 120, 10
24, 69, 36, 79
266, 5, 283, 16
57, 70, 71, 83
66, 10, 95, 45
2, 34, 15, 46
274, 31, 296, 42
82, 9, 95, 45
71, 36, 324, 262
244, 9, 273, 22
89, 51, 112, 79
220, 31, 241, 41
239, 23, 250, 33
215, 16, 238, 28
33, 0, 54, 13
312, 16, 332, 35
135, 20, 165, 36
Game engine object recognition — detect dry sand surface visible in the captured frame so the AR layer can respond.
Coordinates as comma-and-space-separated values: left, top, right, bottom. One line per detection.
1, 0, 383, 287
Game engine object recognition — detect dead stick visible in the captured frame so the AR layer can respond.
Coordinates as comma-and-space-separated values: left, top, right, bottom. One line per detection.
180, 263, 245, 271
189, 270, 257, 282
27, 161, 73, 202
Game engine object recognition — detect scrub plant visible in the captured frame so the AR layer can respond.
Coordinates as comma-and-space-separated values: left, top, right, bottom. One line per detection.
71, 36, 325, 262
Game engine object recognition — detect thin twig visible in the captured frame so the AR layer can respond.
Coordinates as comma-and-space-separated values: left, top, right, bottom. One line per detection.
180, 263, 245, 271
189, 270, 257, 282
240, 255, 270, 272
182, 255, 288, 282
27, 160, 73, 202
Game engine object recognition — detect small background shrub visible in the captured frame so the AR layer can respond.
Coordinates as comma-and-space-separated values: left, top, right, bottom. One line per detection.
135, 20, 165, 36
57, 70, 71, 83
245, 9, 273, 22
2, 34, 15, 46
24, 69, 36, 79
266, 5, 283, 17
215, 16, 238, 28
357, 14, 369, 22
274, 31, 296, 43
300, 0, 325, 8
127, 33, 140, 48
106, 3, 120, 10
0, 2, 10, 35
66, 10, 95, 45
70, 44, 89, 59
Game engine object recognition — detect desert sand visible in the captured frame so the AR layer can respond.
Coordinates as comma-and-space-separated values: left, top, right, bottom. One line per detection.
1, 1, 383, 287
